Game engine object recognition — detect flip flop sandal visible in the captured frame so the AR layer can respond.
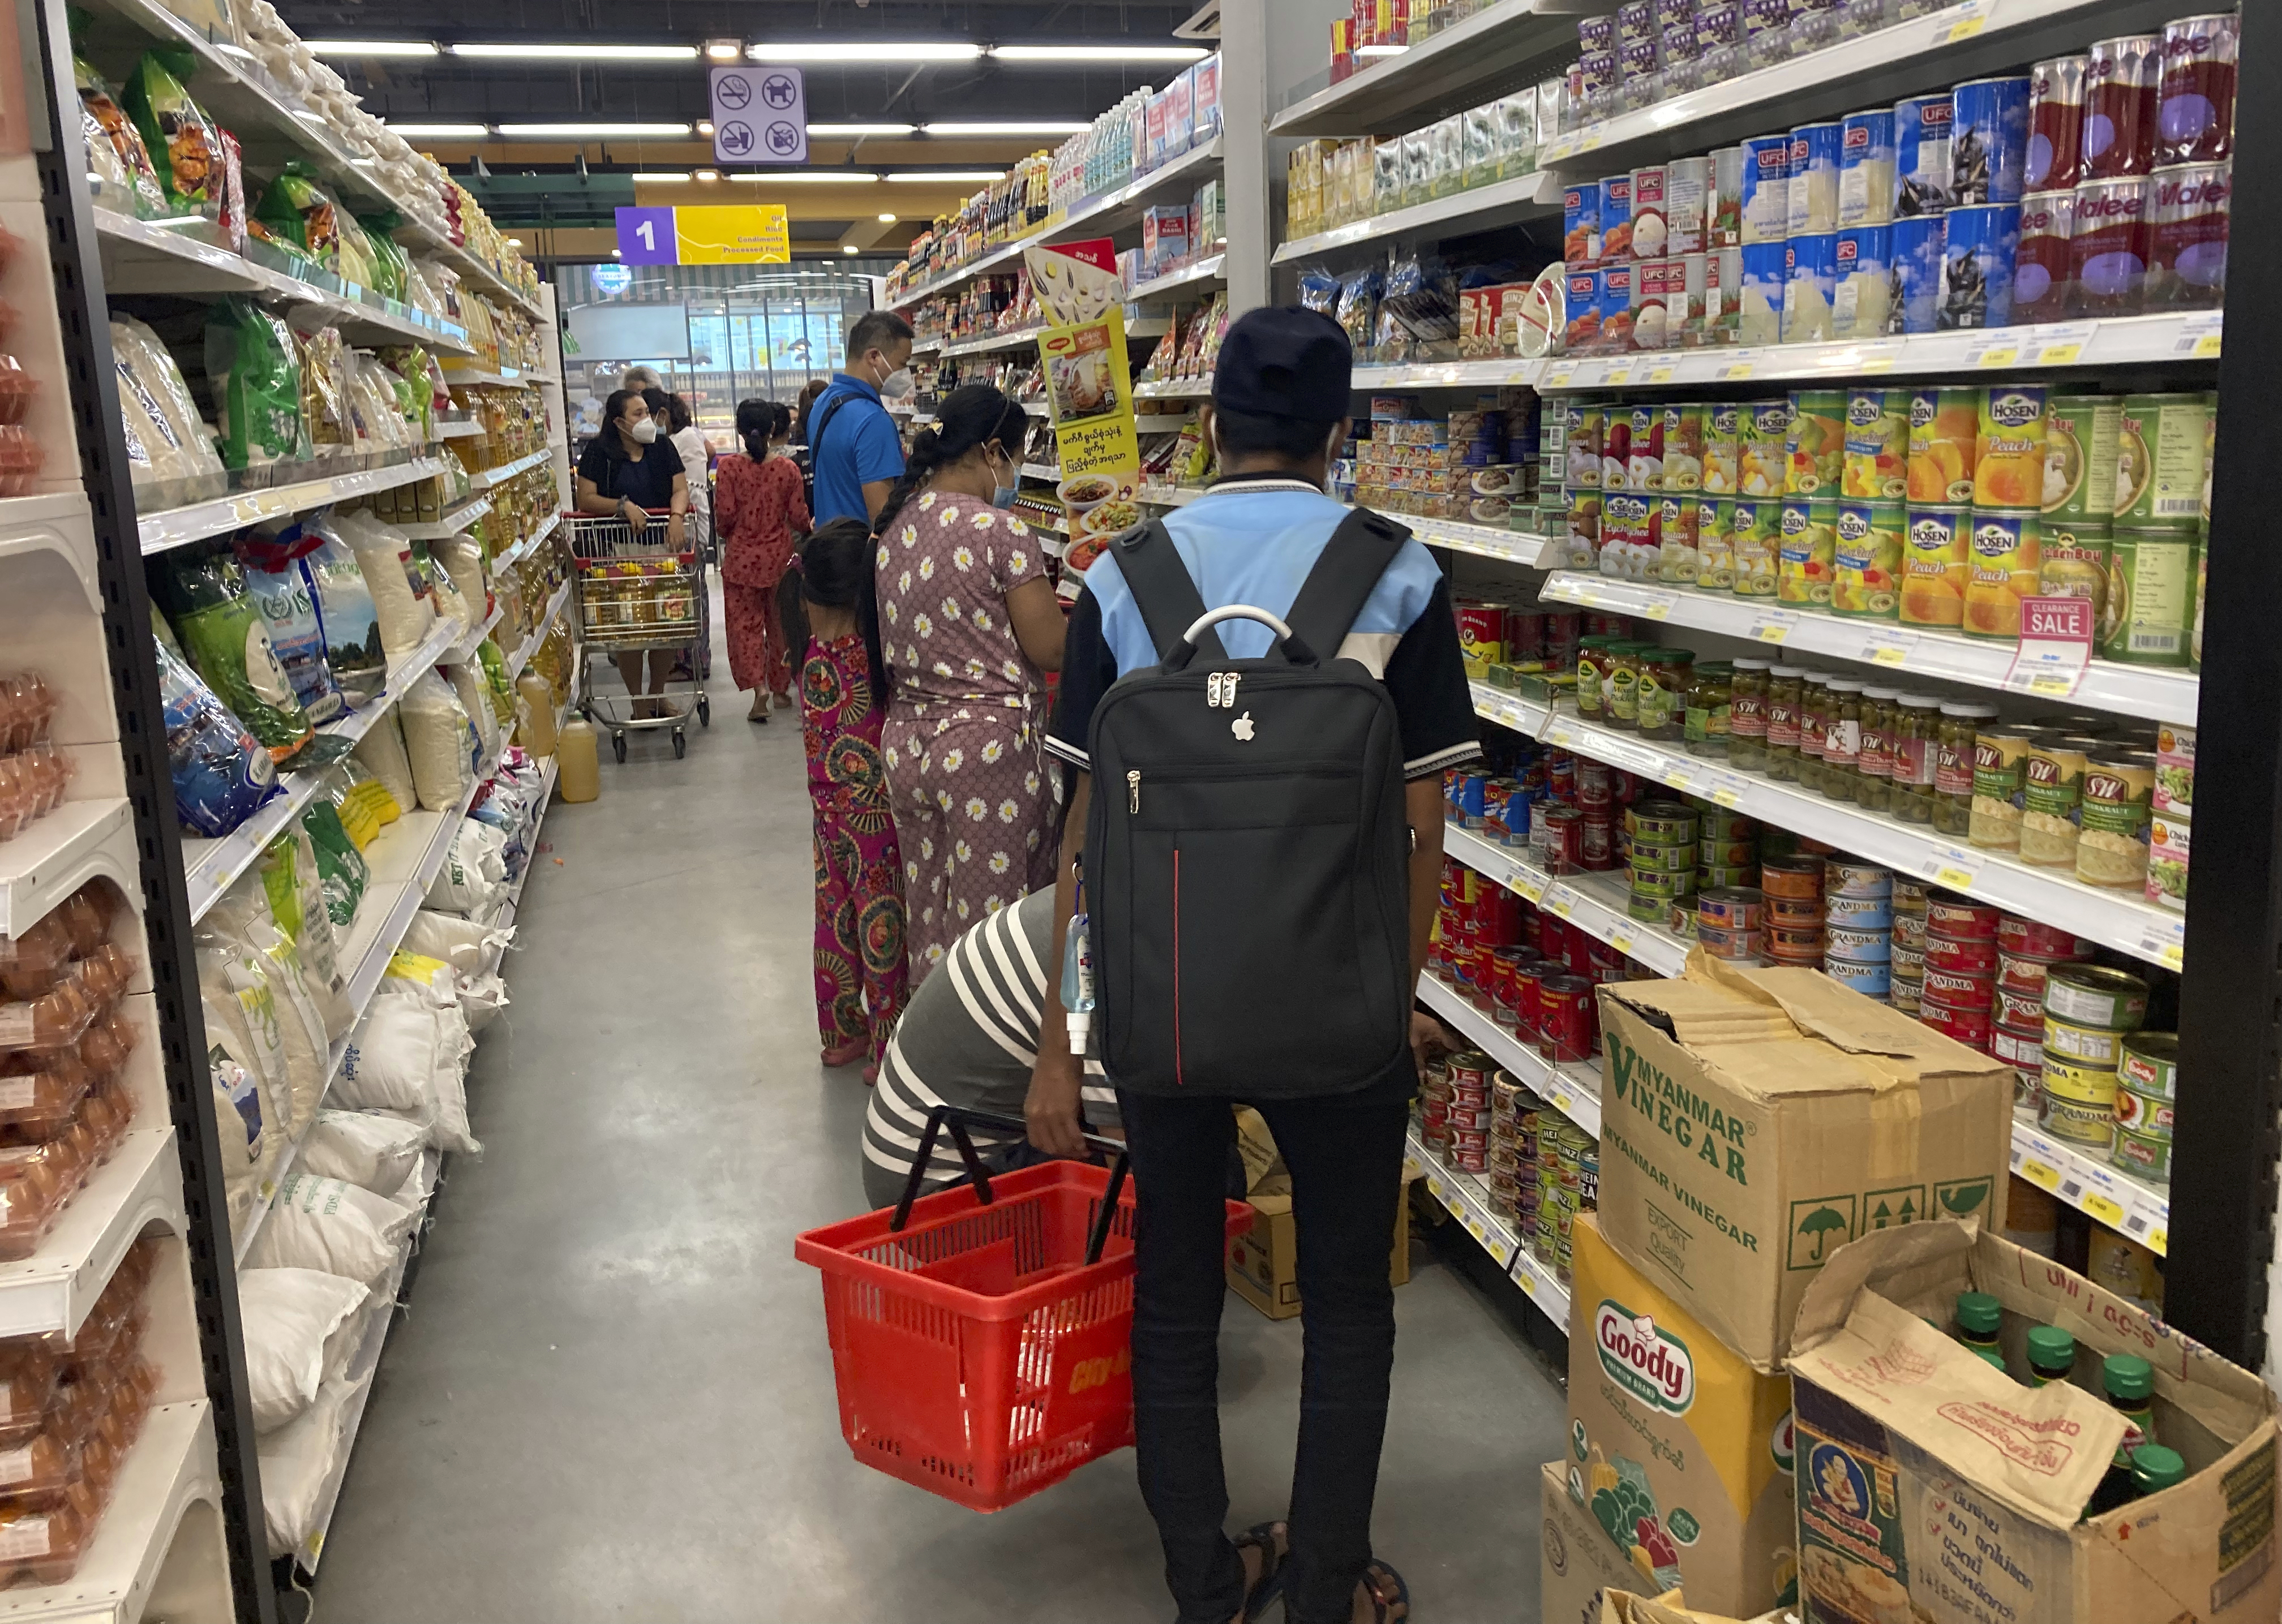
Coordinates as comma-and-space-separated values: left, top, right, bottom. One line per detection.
1232, 1521, 1289, 1623
1357, 1560, 1409, 1623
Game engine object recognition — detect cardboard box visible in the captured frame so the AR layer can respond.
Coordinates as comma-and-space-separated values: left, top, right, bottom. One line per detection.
1224, 1107, 1412, 1320
1595, 951, 2013, 1372
1567, 1214, 1798, 1617
1598, 1594, 1798, 1624
1787, 1220, 2281, 1624
1546, 1460, 1645, 1624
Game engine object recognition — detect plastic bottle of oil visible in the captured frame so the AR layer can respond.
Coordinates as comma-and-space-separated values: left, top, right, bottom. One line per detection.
516, 674, 558, 754
558, 718, 600, 803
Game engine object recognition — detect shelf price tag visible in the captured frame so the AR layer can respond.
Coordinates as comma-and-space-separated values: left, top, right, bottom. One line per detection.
1747, 609, 1798, 644
1710, 781, 1743, 807
2176, 312, 2223, 359
1608, 927, 1636, 954
1970, 341, 2020, 369
1720, 359, 1756, 380
1647, 364, 1676, 384
1545, 365, 1576, 388
1660, 763, 1696, 794
2023, 321, 2098, 367
1921, 845, 1979, 891
1603, 364, 1633, 386
2146, 1225, 2167, 1253
1860, 626, 1918, 667
2018, 1156, 2061, 1192
1542, 884, 1578, 919
2082, 1191, 2126, 1228
2002, 596, 2094, 697
2137, 922, 2185, 971
1637, 587, 1678, 620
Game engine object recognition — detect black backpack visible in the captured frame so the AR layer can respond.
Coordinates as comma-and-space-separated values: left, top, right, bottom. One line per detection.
1084, 510, 1415, 1099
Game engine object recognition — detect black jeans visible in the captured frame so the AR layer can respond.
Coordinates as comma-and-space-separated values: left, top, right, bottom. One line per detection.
1116, 1069, 1415, 1624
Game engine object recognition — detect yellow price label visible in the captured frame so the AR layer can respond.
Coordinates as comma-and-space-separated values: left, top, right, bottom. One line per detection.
1426, 1176, 1444, 1197
2083, 1192, 2125, 1228
1490, 1240, 1512, 1264
2019, 1157, 2060, 1191
1662, 767, 1693, 790
1518, 881, 1546, 904
1722, 362, 1755, 380
1935, 864, 1975, 890
2146, 1226, 2167, 1253
1610, 930, 1635, 953
2025, 671, 2077, 696
1466, 1217, 1486, 1240
1648, 365, 1675, 384
1547, 724, 1574, 746
2038, 342, 2084, 365
1604, 366, 1633, 386
1975, 345, 2019, 368
2159, 943, 2183, 971
1752, 622, 1791, 643
1645, 599, 1672, 620
1545, 892, 1575, 918
1546, 368, 1575, 388
2193, 333, 2222, 358
1939, 14, 1988, 44
1552, 1090, 1575, 1115
1872, 645, 1910, 665
1712, 785, 1741, 807
1860, 355, 1898, 373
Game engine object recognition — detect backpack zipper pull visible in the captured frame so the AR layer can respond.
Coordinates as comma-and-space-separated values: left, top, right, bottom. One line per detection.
1127, 769, 1141, 813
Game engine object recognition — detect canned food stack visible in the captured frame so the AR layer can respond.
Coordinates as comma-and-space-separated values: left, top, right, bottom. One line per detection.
1533, 1118, 1599, 1290
2148, 722, 2192, 912
1625, 798, 1697, 922
1918, 895, 2003, 1051
1695, 800, 1758, 908
1890, 877, 1929, 1009
1822, 860, 1894, 998
1756, 848, 1821, 966
1697, 882, 1762, 961
1430, 857, 1624, 1065
2114, 1032, 2176, 1183
2038, 964, 2152, 1161
1991, 917, 2099, 1111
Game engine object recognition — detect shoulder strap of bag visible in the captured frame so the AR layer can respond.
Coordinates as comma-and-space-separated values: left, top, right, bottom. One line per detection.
1110, 519, 1227, 664
809, 391, 853, 465
1282, 506, 1411, 666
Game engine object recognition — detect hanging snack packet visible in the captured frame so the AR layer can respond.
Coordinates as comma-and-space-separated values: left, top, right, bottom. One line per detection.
205, 296, 309, 469
122, 48, 222, 216
151, 548, 316, 765
296, 523, 387, 708
252, 162, 342, 276
236, 526, 344, 724
332, 206, 380, 295
355, 213, 411, 304
72, 40, 168, 218
154, 621, 277, 837
216, 127, 246, 252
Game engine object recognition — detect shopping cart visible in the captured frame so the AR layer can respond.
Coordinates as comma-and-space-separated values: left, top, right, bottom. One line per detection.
565, 508, 711, 761
794, 1107, 1249, 1513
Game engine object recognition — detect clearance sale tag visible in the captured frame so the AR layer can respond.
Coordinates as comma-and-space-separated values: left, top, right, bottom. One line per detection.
1025, 238, 1142, 581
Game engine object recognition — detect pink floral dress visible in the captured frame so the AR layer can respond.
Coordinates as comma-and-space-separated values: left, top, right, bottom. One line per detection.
874, 493, 1057, 981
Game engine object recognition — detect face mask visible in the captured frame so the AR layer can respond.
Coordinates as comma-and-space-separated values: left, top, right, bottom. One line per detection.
629, 418, 658, 444
878, 367, 915, 399
988, 450, 1018, 509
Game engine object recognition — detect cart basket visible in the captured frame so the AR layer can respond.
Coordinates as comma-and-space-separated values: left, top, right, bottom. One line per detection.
793, 1106, 1249, 1513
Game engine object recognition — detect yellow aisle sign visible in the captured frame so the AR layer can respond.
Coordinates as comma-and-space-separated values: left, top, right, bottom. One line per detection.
676, 205, 791, 264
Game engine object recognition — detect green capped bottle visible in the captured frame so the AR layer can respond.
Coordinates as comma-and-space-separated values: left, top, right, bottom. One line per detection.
2129, 1445, 2186, 1500
1956, 1292, 2006, 1371
2091, 1355, 2156, 1514
2027, 1326, 2077, 1387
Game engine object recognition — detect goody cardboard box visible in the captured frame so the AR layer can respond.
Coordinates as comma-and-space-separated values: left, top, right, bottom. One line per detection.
1786, 1219, 2280, 1624
1224, 1107, 1411, 1320
1598, 1594, 1799, 1624
1567, 1214, 1799, 1616
1595, 950, 2013, 1373
1545, 1460, 1646, 1624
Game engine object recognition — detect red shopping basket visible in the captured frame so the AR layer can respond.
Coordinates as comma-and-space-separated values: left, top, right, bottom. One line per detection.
794, 1106, 1250, 1513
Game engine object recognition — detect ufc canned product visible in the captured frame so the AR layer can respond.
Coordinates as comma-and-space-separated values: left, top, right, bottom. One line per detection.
2101, 534, 2197, 667
1709, 145, 1745, 247
1900, 505, 1970, 626
1738, 242, 1787, 345
2084, 35, 2161, 179
1939, 204, 2021, 329
1888, 213, 1946, 333
2113, 393, 2210, 527
1778, 498, 1838, 605
1951, 76, 2031, 205
1565, 179, 1605, 263
1782, 233, 1838, 343
2011, 190, 2075, 323
2157, 13, 2237, 165
1602, 173, 1636, 259
2026, 55, 2088, 190
1631, 164, 1671, 259
1788, 121, 1842, 237
1893, 92, 1953, 215
1600, 262, 1637, 351
1831, 225, 1893, 338
1740, 399, 1792, 497
1565, 267, 1606, 352
2071, 175, 2152, 315
2150, 161, 2229, 310
1740, 134, 1792, 244
2044, 963, 2150, 1030
2120, 1031, 2177, 1099
1666, 155, 1710, 255
1963, 510, 2041, 639
1838, 106, 1897, 226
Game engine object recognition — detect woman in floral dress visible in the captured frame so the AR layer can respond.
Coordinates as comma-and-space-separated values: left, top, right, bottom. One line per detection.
872, 386, 1068, 983
797, 518, 908, 1080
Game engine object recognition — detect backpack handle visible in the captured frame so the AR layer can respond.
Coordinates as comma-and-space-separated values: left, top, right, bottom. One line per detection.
1161, 604, 1319, 672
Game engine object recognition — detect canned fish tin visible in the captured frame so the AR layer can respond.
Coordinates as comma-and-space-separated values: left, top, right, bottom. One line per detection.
2040, 1092, 2117, 1149
2044, 394, 2121, 522
1537, 974, 1598, 1063
1782, 233, 1838, 344
1565, 179, 1605, 263
1964, 510, 2041, 639
1923, 931, 1998, 978
1740, 134, 1793, 244
2071, 175, 2152, 315
1629, 866, 1699, 904
1788, 121, 1842, 237
2157, 13, 2237, 165
2114, 1086, 2174, 1137
1839, 107, 1897, 226
2044, 963, 2150, 1029
1994, 1025, 2043, 1068
1629, 840, 1699, 877
1893, 914, 1927, 954
1889, 213, 1946, 333
2040, 1050, 2120, 1105
1824, 858, 1893, 899
1998, 917, 2095, 961
2114, 393, 2210, 527
1925, 895, 2000, 941
2101, 534, 2197, 667
1739, 242, 1787, 346
1940, 204, 2022, 329
1920, 999, 1992, 1049
1951, 76, 2031, 204
2111, 1125, 2170, 1182
2150, 160, 2229, 310
1760, 853, 1822, 900
1995, 983, 2045, 1036
1832, 225, 1893, 338
1824, 957, 1891, 996
1825, 923, 1893, 963
2011, 190, 2075, 323
1698, 887, 1764, 931
2045, 1013, 2129, 1067
1697, 923, 1763, 960
1624, 800, 1698, 842
1894, 92, 1953, 214
2027, 55, 2088, 190
2119, 1031, 2177, 1099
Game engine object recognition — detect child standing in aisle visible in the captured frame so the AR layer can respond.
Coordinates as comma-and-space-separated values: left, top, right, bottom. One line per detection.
715, 399, 809, 720
797, 518, 909, 1081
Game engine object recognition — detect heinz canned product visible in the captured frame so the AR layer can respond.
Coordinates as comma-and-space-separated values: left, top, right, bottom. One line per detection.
1788, 121, 1842, 236
1838, 107, 1896, 226
1938, 204, 2021, 329
1963, 510, 2041, 639
1631, 164, 1671, 259
1833, 500, 1904, 618
1740, 134, 1793, 244
2084, 35, 2161, 179
2150, 160, 2229, 310
2044, 963, 2149, 1029
2011, 190, 2075, 323
1738, 241, 1787, 345
1782, 233, 1838, 343
2026, 55, 2088, 190
1893, 93, 1953, 215
2071, 175, 2152, 315
1951, 76, 2031, 204
1565, 180, 1605, 263
1888, 213, 1946, 334
1899, 505, 1969, 626
1831, 225, 1891, 338
2114, 393, 2210, 528
2158, 13, 2237, 164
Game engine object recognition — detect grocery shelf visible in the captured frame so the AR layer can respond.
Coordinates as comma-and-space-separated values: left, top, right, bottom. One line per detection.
1135, 379, 1213, 400
0, 801, 136, 939
1541, 572, 2201, 725
1406, 517, 1554, 566
1129, 253, 1227, 301
93, 209, 475, 356
1273, 170, 1562, 265
1538, 0, 2180, 177
2011, 1117, 2170, 1256
507, 579, 573, 682
1022, 462, 1064, 482
0, 1129, 183, 1342
392, 493, 492, 542
889, 139, 1225, 311
1473, 682, 2189, 972
1418, 970, 1606, 1139
0, 495, 102, 616
1353, 356, 1533, 390
0, 1401, 219, 1624
492, 510, 563, 574
432, 418, 483, 440
1138, 483, 1204, 506
1402, 1128, 1571, 1326
448, 603, 504, 663
136, 457, 453, 555
1444, 823, 1692, 980
179, 614, 466, 922
469, 449, 550, 489
1270, 0, 1578, 137
940, 326, 1047, 358
444, 367, 527, 388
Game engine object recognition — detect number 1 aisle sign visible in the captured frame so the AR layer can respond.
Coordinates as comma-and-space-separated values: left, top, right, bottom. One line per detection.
614, 205, 792, 265
616, 206, 678, 265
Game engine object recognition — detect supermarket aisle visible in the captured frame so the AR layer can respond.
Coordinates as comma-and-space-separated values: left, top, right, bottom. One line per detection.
312, 590, 1568, 1623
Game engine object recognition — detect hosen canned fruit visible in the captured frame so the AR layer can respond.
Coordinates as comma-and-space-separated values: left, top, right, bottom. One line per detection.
1833, 501, 1904, 618
2150, 161, 2229, 310
1889, 214, 1946, 334
1900, 505, 1970, 626
1624, 405, 1665, 490
2101, 534, 2197, 667
2011, 191, 2075, 324
1939, 204, 2021, 330
1730, 497, 1782, 596
1838, 107, 1897, 226
2084, 35, 2161, 179
2040, 1092, 2116, 1150
1841, 389, 1908, 500
2026, 55, 2088, 190
1963, 511, 2041, 640
2158, 14, 2237, 165
2113, 393, 2210, 528
1662, 402, 1708, 491
1702, 403, 1744, 494
1740, 398, 1792, 496
1778, 500, 1838, 604
1788, 397, 1847, 493
1894, 92, 1953, 215
1564, 403, 1603, 488
2070, 176, 2152, 315
1909, 387, 1980, 502
2119, 1032, 2176, 1099
1950, 76, 2031, 205
1831, 225, 1892, 339
2044, 963, 2149, 1029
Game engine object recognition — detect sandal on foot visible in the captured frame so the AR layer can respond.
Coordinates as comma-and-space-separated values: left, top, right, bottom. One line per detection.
1231, 1522, 1289, 1623
820, 1039, 867, 1067
1355, 1561, 1409, 1623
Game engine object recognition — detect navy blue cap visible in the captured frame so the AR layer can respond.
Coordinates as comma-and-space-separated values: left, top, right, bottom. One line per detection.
1212, 304, 1352, 419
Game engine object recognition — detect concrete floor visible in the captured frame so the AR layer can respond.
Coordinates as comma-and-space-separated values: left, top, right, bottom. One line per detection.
313, 597, 1571, 1623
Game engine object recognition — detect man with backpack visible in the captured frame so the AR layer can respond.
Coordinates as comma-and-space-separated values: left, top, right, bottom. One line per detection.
1031, 305, 1479, 1624
807, 309, 915, 526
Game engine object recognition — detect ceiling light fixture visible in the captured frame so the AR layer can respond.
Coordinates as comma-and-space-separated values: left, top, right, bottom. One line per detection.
807, 122, 917, 136
696, 169, 720, 181
884, 169, 1007, 182
495, 122, 694, 138
988, 44, 1207, 62
917, 121, 1086, 135
697, 121, 714, 135
748, 41, 982, 62
843, 244, 860, 254
728, 170, 879, 183
611, 248, 623, 257
449, 42, 698, 60
384, 122, 491, 138
877, 212, 898, 222
507, 237, 524, 246
704, 38, 743, 61
633, 171, 694, 182
306, 39, 439, 57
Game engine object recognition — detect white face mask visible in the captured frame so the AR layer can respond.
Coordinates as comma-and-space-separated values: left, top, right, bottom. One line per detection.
878, 367, 916, 399
628, 418, 658, 444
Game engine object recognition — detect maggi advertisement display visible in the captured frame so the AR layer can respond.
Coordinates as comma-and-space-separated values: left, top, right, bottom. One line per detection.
1024, 239, 1144, 583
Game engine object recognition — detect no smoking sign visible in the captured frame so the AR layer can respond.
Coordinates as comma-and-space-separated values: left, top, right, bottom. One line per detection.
711, 64, 806, 165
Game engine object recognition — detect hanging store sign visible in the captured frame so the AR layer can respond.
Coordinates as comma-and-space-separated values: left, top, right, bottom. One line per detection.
614, 205, 792, 265
1026, 237, 1143, 583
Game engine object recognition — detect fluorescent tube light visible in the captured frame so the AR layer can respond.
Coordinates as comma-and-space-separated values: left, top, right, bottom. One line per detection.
885, 169, 1007, 181
749, 42, 982, 62
918, 121, 1086, 135
988, 45, 1206, 62
495, 122, 694, 138
307, 40, 439, 57
385, 123, 491, 138
632, 172, 693, 182
728, 170, 880, 182
449, 42, 698, 60
808, 123, 918, 136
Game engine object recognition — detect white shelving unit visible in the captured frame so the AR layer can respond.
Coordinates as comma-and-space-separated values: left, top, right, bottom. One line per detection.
137, 457, 454, 555
1444, 823, 1692, 980
392, 493, 493, 543
507, 580, 573, 682
1407, 518, 1554, 566
1269, 0, 1581, 137
939, 326, 1048, 358
469, 448, 551, 491
1403, 1128, 1570, 1327
1130, 253, 1228, 302
1274, 170, 1562, 265
0, 801, 137, 939
1417, 972, 1605, 1140
2011, 1118, 2171, 1256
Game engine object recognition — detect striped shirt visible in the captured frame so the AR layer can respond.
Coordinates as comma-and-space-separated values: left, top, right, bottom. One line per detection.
860, 888, 1118, 1209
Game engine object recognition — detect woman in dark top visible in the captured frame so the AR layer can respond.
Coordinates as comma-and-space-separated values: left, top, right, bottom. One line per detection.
575, 388, 690, 715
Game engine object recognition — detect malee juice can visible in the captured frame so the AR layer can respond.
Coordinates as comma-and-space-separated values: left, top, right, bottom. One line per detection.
2085, 34, 2161, 179
2158, 12, 2237, 164
1838, 107, 1896, 226
2150, 160, 2229, 309
1832, 225, 1891, 338
2027, 55, 2088, 190
1890, 214, 1946, 333
2071, 175, 2152, 315
2012, 191, 2075, 323
1938, 204, 2021, 329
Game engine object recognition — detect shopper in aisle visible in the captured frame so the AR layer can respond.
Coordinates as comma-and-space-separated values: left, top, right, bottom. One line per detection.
872, 384, 1066, 983
808, 310, 914, 527
574, 388, 690, 718
1031, 306, 1479, 1624
619, 363, 662, 392
798, 517, 910, 1079
658, 391, 712, 540
715, 399, 809, 721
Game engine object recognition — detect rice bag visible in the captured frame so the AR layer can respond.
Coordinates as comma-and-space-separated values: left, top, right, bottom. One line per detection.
205, 297, 309, 469
397, 672, 475, 811
155, 623, 277, 836
73, 47, 166, 218
333, 757, 399, 831
297, 526, 386, 708
299, 799, 367, 927
122, 48, 223, 216
233, 531, 342, 725
351, 711, 417, 818
111, 316, 225, 488
150, 549, 315, 766
328, 512, 433, 656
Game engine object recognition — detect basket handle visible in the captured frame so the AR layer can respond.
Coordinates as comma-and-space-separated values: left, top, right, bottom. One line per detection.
891, 1105, 1132, 1267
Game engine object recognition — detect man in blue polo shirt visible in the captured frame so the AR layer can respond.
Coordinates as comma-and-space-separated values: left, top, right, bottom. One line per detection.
809, 308, 915, 525
1029, 306, 1479, 1624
